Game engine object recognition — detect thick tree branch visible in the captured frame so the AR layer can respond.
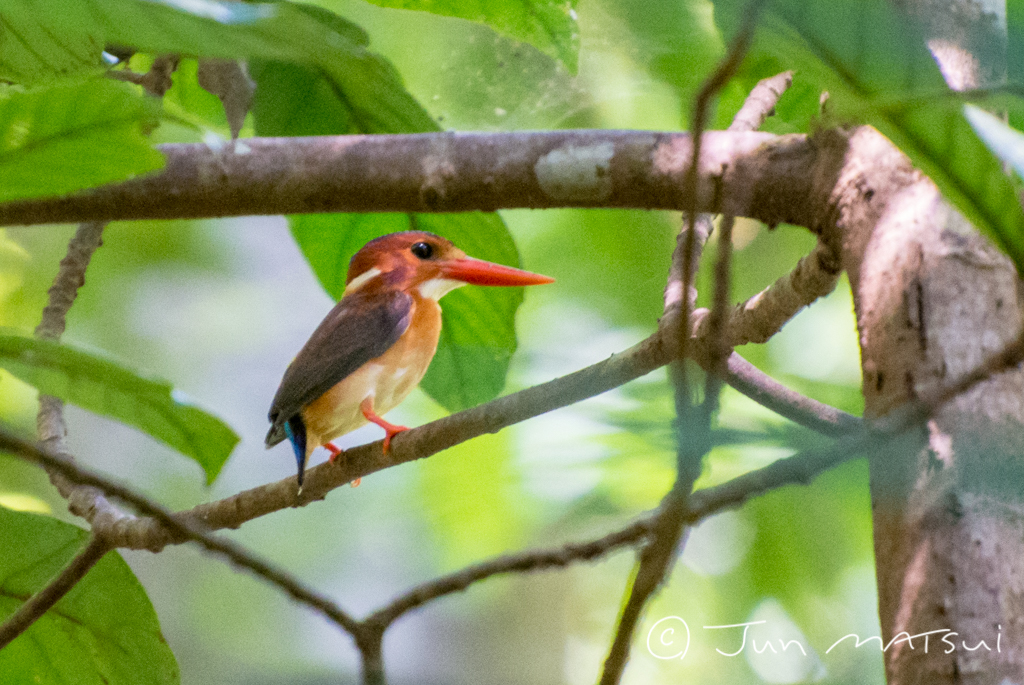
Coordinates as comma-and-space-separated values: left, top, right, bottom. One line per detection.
829, 119, 1024, 684
0, 130, 818, 228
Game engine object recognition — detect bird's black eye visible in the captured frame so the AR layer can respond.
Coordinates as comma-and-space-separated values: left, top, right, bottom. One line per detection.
411, 242, 434, 259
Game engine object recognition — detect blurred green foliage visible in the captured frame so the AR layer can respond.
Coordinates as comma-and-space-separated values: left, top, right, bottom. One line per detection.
358, 0, 581, 72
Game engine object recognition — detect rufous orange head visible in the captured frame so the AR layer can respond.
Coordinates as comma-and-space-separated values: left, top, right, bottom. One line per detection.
343, 231, 554, 300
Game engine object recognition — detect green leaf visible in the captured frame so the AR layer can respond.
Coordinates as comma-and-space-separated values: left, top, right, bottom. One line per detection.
288, 212, 526, 411
249, 59, 358, 136
359, 0, 580, 73
713, 0, 1024, 269
0, 507, 179, 684
604, 0, 723, 114
0, 332, 237, 484
0, 79, 164, 203
0, 0, 104, 84
0, 0, 436, 133
965, 104, 1024, 180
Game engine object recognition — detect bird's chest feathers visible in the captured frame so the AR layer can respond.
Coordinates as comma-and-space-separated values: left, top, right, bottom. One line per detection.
366, 296, 442, 411
304, 296, 442, 443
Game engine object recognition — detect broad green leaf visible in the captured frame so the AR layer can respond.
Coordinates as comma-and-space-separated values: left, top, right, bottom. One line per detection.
249, 59, 358, 136
0, 79, 164, 203
288, 212, 526, 411
0, 332, 237, 483
0, 0, 103, 83
0, 0, 436, 133
0, 507, 179, 685
359, 0, 580, 73
713, 0, 1024, 269
965, 104, 1024, 180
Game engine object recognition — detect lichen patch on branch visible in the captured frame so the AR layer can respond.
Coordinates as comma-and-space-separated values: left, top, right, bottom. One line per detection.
533, 141, 614, 201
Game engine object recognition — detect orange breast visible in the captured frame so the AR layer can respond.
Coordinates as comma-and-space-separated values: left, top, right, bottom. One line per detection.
301, 294, 442, 455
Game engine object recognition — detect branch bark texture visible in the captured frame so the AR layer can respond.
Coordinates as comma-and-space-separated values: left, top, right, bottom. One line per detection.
0, 130, 818, 228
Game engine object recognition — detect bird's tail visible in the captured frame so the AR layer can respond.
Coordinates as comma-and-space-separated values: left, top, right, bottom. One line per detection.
283, 415, 308, 487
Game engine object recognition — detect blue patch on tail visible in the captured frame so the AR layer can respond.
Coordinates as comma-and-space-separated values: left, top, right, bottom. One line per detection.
284, 415, 308, 486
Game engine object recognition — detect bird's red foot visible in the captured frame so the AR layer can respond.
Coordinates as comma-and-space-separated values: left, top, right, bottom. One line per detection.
325, 442, 343, 463
360, 399, 409, 454
324, 442, 360, 487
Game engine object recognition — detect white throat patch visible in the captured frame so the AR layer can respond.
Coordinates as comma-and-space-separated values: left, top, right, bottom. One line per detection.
417, 278, 466, 301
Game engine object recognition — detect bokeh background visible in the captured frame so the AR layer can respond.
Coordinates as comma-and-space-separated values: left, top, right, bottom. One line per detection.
0, 0, 880, 682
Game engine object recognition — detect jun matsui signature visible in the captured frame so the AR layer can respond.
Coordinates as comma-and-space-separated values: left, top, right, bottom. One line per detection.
647, 617, 1004, 661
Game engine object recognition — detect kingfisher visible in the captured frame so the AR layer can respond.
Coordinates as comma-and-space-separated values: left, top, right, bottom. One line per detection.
266, 231, 554, 487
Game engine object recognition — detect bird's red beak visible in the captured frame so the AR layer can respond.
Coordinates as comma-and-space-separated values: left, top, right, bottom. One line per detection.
439, 258, 555, 286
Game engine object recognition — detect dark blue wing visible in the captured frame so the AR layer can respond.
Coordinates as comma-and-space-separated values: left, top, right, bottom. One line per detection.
266, 288, 413, 447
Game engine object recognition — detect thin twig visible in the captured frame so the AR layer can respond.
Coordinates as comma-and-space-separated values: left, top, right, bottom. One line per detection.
0, 223, 143, 649
107, 55, 180, 96
32, 222, 137, 557
730, 71, 795, 133
0, 535, 110, 649
34, 225, 133, 521
365, 519, 655, 629
0, 224, 139, 651
696, 240, 842, 347
703, 214, 735, 418
601, 10, 765, 681
35, 222, 104, 342
724, 352, 861, 436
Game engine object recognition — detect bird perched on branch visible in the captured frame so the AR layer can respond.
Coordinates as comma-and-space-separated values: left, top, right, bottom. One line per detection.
266, 231, 554, 487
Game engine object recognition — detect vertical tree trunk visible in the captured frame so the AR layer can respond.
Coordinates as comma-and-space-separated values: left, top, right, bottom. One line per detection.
831, 123, 1024, 683
840, 2, 1022, 682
